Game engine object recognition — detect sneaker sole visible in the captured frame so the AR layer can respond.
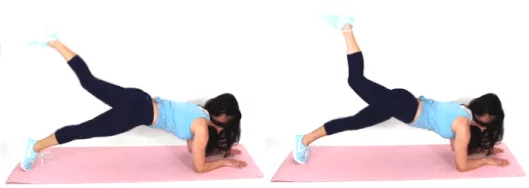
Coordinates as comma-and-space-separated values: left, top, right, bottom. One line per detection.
19, 138, 31, 171
292, 137, 307, 164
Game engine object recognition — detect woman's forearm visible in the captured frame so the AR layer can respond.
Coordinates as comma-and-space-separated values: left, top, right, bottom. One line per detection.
212, 149, 233, 157
195, 159, 227, 173
457, 158, 489, 172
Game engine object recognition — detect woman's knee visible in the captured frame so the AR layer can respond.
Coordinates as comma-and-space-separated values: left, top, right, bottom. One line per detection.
323, 116, 357, 135
323, 121, 341, 136
79, 77, 103, 93
54, 125, 86, 144
347, 74, 364, 89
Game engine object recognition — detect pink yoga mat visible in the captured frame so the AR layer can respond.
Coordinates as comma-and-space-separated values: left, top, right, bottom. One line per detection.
6, 144, 263, 184
272, 143, 525, 182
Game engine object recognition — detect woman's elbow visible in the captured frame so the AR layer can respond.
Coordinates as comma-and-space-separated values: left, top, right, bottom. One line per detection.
455, 164, 469, 172
193, 166, 205, 173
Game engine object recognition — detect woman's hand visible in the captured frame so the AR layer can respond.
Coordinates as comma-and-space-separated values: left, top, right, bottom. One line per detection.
489, 148, 504, 155
487, 157, 510, 167
223, 159, 248, 169
228, 149, 242, 156
452, 118, 509, 172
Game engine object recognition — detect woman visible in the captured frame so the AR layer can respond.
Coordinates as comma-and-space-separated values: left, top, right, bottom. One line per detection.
21, 37, 247, 173
293, 15, 508, 172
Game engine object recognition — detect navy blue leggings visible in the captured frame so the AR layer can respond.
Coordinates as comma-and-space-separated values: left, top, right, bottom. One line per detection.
323, 52, 419, 135
55, 55, 154, 144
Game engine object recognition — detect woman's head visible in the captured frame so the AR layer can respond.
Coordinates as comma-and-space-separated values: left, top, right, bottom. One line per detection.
467, 93, 505, 155
202, 93, 242, 157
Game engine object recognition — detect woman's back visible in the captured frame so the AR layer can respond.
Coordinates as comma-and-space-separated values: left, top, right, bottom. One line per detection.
411, 96, 473, 139
151, 97, 210, 140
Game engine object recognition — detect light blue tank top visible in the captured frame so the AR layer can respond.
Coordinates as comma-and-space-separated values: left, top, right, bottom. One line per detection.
151, 97, 210, 140
410, 96, 473, 139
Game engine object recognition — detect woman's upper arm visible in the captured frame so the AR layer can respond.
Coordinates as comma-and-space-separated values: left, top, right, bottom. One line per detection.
453, 117, 471, 170
190, 119, 209, 172
186, 140, 193, 152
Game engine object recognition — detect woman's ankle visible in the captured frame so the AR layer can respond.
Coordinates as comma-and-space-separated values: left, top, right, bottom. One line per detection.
48, 40, 61, 48
32, 141, 42, 153
342, 24, 352, 31
33, 140, 50, 153
302, 134, 312, 146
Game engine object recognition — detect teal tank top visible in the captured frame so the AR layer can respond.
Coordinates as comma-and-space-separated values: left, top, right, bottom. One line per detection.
410, 96, 473, 139
151, 97, 210, 140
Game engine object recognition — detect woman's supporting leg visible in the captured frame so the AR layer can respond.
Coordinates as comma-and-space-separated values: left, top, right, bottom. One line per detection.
20, 90, 154, 171
48, 40, 130, 108
294, 106, 391, 164
306, 106, 391, 145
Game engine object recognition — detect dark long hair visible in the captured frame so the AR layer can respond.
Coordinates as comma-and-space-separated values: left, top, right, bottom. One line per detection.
202, 93, 242, 157
466, 93, 505, 155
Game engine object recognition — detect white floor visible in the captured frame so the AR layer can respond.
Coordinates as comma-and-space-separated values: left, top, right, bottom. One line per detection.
266, 122, 529, 188
1, 126, 267, 188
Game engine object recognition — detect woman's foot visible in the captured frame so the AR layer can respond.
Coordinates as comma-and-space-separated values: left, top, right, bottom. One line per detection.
323, 14, 355, 31
293, 135, 311, 164
20, 138, 38, 171
20, 138, 52, 171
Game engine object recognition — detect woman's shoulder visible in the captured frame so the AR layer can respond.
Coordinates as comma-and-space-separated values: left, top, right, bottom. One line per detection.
451, 116, 471, 133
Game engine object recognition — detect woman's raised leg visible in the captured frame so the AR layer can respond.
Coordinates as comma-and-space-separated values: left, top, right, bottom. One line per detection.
342, 24, 397, 109
342, 23, 418, 122
48, 40, 130, 108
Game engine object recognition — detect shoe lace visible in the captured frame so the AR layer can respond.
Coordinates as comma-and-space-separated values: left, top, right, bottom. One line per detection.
306, 147, 315, 159
37, 152, 52, 166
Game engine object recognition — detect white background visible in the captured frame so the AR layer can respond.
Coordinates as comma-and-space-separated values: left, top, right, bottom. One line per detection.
1, 0, 529, 188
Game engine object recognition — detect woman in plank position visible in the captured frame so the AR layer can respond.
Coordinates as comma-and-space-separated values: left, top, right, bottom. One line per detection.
21, 36, 246, 173
293, 15, 507, 172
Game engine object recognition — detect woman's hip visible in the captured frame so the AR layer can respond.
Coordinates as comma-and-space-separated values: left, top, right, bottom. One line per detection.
119, 88, 155, 125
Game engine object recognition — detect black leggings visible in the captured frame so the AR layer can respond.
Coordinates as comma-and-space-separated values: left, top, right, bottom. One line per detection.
54, 55, 154, 144
323, 52, 419, 135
